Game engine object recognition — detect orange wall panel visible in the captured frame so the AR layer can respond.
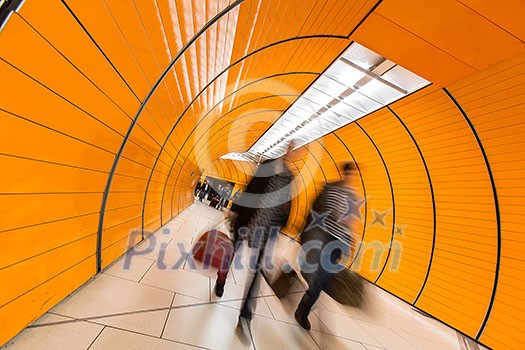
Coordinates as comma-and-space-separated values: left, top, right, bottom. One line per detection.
0, 111, 115, 172
1, 214, 98, 270
0, 194, 101, 233
448, 51, 525, 349
455, 0, 525, 41
391, 88, 497, 338
358, 109, 434, 302
0, 61, 123, 153
351, 13, 476, 87
18, 0, 141, 118
0, 257, 95, 348
334, 124, 393, 282
1, 234, 96, 307
375, 0, 524, 70
0, 16, 133, 136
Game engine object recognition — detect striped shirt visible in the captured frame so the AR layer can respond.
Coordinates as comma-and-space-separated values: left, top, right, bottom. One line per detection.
318, 181, 356, 247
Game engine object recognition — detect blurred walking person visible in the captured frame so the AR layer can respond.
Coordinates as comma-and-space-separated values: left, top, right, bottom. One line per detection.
215, 143, 297, 327
198, 181, 209, 202
294, 162, 359, 330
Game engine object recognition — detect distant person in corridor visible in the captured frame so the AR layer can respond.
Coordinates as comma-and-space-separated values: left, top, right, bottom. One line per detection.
198, 181, 209, 202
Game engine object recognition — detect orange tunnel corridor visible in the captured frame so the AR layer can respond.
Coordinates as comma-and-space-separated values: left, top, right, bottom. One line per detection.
0, 0, 524, 349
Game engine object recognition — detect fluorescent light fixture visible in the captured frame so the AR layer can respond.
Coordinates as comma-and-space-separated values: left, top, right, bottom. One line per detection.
221, 42, 430, 162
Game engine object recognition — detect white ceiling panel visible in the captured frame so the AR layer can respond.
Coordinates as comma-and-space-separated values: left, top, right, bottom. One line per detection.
221, 43, 430, 162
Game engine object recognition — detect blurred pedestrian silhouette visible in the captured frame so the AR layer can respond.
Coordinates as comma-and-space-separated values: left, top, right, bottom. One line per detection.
215, 142, 297, 328
198, 181, 209, 202
216, 184, 232, 210
294, 161, 359, 330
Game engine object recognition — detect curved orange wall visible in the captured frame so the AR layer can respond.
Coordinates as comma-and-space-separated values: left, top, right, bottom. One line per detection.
0, 0, 523, 348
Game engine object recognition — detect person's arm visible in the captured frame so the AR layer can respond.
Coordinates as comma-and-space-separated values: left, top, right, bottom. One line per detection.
275, 174, 293, 228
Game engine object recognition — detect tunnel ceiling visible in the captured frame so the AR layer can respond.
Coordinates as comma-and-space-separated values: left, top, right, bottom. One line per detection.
1, 0, 520, 173
222, 41, 430, 162
0, 0, 524, 349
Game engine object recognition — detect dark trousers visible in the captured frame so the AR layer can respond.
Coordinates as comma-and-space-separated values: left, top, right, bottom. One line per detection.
216, 240, 241, 285
296, 250, 339, 319
239, 227, 278, 318
239, 244, 265, 318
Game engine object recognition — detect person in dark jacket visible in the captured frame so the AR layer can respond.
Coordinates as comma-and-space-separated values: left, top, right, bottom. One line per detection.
198, 181, 209, 202
294, 161, 358, 330
217, 185, 232, 210
214, 143, 296, 325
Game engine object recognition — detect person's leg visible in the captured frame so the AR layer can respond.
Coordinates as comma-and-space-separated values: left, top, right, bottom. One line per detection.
214, 238, 242, 297
239, 242, 266, 319
239, 269, 261, 319
214, 250, 231, 297
295, 246, 340, 330
294, 267, 328, 330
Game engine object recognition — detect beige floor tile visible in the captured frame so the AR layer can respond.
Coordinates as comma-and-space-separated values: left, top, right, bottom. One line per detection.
89, 327, 203, 350
317, 292, 349, 313
163, 302, 254, 349
104, 255, 154, 282
170, 293, 196, 306
90, 309, 170, 337
175, 224, 199, 237
230, 266, 249, 287
51, 274, 173, 319
133, 234, 195, 269
319, 292, 386, 330
264, 295, 329, 332
184, 256, 222, 279
249, 316, 319, 349
259, 276, 276, 297
363, 345, 386, 350
4, 203, 468, 350
312, 309, 382, 347
167, 230, 195, 246
140, 264, 210, 301
171, 293, 209, 308
341, 305, 373, 323
356, 321, 417, 350
171, 292, 267, 332
1, 314, 102, 350
162, 219, 195, 238
309, 330, 369, 350
252, 297, 275, 318
390, 316, 459, 347
219, 294, 275, 319
210, 280, 246, 305
397, 333, 461, 350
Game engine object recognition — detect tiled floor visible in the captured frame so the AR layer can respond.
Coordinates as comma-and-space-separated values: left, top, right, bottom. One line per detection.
2, 201, 487, 350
